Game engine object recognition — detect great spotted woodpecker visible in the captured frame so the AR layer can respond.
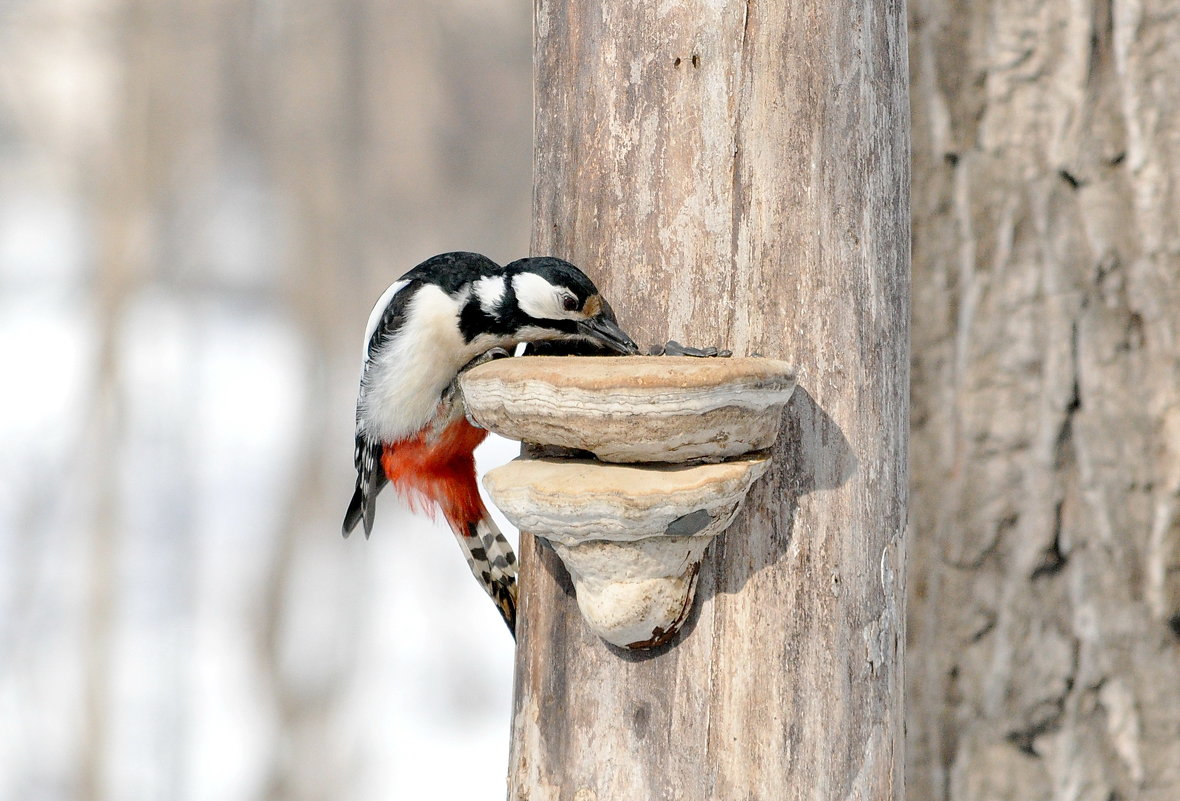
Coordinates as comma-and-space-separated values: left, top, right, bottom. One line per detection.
343, 251, 637, 634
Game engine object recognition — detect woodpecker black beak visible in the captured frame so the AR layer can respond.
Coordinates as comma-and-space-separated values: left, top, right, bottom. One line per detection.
577, 315, 639, 355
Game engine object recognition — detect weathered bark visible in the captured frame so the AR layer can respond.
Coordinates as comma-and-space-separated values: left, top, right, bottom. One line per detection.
509, 1, 910, 798
906, 0, 1180, 799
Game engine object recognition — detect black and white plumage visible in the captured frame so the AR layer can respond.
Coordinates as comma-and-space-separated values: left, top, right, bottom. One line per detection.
342, 251, 637, 633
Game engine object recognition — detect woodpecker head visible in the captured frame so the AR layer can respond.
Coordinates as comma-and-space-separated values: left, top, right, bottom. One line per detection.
461, 256, 639, 355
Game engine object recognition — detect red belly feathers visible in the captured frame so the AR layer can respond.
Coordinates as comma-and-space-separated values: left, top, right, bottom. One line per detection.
381, 416, 489, 535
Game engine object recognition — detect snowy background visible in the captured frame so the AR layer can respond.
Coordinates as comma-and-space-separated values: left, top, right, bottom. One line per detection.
0, 2, 531, 799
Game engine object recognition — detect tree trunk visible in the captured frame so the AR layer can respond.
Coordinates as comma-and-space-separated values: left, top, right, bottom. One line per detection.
906, 0, 1180, 799
508, 1, 910, 798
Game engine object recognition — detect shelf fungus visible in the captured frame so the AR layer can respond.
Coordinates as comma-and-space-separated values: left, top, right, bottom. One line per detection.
460, 356, 796, 649
483, 457, 770, 648
460, 356, 796, 463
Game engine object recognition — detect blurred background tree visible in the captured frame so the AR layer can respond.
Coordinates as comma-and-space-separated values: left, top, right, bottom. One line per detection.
2, 1, 1178, 801
1, 2, 529, 800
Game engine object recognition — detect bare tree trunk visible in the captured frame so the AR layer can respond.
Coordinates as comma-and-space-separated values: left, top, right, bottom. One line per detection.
906, 0, 1180, 799
80, 2, 157, 796
508, 1, 910, 798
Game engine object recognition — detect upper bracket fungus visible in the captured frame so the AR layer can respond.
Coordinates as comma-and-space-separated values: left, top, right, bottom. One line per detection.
459, 355, 796, 649
461, 356, 796, 463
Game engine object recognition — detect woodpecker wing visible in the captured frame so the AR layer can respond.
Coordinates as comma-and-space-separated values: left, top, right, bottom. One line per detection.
363, 278, 416, 363
343, 277, 419, 538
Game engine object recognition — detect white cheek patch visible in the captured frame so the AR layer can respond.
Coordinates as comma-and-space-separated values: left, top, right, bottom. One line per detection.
474, 275, 506, 314
512, 273, 560, 318
513, 272, 582, 321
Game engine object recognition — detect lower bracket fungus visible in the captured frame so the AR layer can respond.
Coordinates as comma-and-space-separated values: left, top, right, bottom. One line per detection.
483, 457, 770, 648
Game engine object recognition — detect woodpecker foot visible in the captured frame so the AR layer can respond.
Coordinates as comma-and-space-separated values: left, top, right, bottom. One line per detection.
448, 347, 512, 404
648, 340, 733, 358
460, 346, 513, 374
450, 348, 513, 430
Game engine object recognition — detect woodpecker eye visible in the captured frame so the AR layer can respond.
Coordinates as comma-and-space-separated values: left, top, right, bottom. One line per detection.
561, 295, 579, 312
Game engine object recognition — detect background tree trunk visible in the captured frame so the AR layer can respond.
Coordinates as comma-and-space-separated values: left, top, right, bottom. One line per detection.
508, 1, 909, 798
906, 0, 1180, 799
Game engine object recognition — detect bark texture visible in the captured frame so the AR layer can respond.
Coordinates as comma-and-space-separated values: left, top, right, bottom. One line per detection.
907, 0, 1180, 799
509, 1, 910, 798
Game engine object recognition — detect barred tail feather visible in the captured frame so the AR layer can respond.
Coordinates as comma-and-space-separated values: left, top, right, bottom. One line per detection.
448, 515, 518, 636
